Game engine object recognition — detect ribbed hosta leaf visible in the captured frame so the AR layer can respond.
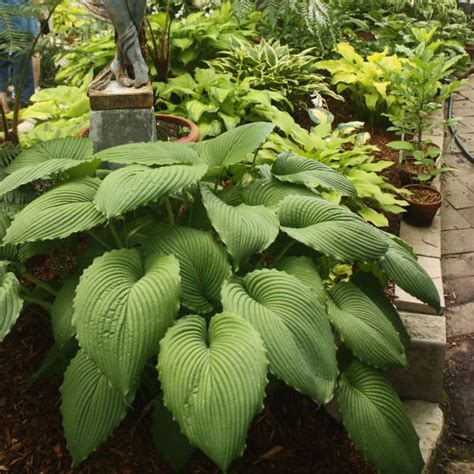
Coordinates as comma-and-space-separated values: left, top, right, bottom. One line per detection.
337, 359, 424, 474
241, 177, 318, 208
158, 312, 268, 471
272, 152, 357, 197
194, 122, 274, 167
0, 159, 98, 197
51, 276, 79, 348
0, 262, 23, 342
94, 164, 208, 218
201, 186, 279, 269
138, 223, 231, 314
94, 142, 201, 166
3, 178, 106, 245
278, 196, 388, 262
7, 137, 93, 173
353, 272, 410, 348
222, 269, 337, 404
73, 250, 180, 395
327, 282, 407, 370
61, 349, 129, 467
274, 256, 326, 303
0, 214, 17, 260
379, 234, 440, 312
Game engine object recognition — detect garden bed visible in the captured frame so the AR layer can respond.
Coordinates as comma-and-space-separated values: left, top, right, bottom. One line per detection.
0, 310, 374, 474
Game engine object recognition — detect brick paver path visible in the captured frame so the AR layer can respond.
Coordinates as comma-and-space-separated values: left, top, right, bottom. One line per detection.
438, 74, 474, 472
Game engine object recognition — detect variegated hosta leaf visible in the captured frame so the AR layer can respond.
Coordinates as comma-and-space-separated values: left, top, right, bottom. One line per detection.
274, 256, 326, 303
0, 158, 98, 197
194, 122, 275, 167
51, 275, 79, 348
158, 312, 268, 471
241, 177, 319, 208
94, 164, 208, 218
327, 282, 407, 370
61, 349, 129, 467
3, 178, 106, 245
93, 142, 201, 166
7, 137, 93, 173
73, 249, 180, 396
222, 269, 337, 404
379, 234, 440, 312
137, 223, 231, 314
337, 359, 424, 474
201, 186, 279, 269
278, 195, 388, 262
272, 152, 357, 197
0, 262, 23, 342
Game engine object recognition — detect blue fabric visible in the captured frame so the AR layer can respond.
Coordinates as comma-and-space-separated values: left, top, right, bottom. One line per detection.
0, 0, 39, 102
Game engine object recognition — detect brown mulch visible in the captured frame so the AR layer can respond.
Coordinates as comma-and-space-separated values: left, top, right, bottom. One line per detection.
0, 308, 374, 474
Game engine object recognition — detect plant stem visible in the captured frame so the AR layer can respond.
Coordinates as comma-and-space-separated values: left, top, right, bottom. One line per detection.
108, 221, 124, 248
20, 294, 52, 311
275, 240, 295, 262
23, 273, 57, 296
87, 230, 112, 251
164, 197, 175, 225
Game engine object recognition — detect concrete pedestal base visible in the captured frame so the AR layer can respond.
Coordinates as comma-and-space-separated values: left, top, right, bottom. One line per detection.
88, 81, 156, 153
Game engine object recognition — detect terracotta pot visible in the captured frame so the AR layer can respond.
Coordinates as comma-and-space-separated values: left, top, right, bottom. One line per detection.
78, 113, 199, 143
402, 184, 443, 227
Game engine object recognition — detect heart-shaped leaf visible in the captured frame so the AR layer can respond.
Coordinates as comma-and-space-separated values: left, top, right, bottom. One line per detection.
222, 269, 337, 404
0, 262, 23, 342
73, 249, 180, 395
158, 312, 268, 471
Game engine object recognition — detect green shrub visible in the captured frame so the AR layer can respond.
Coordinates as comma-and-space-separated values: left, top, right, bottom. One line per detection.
0, 125, 439, 472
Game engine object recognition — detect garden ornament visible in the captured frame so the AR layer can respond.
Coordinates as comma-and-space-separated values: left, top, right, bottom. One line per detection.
81, 0, 149, 90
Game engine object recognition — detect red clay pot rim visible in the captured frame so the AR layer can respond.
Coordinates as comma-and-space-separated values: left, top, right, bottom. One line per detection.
77, 113, 200, 143
403, 184, 443, 205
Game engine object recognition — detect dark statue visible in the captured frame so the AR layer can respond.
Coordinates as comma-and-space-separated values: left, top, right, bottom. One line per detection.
82, 0, 149, 90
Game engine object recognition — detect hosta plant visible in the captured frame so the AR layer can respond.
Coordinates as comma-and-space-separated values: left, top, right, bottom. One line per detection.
260, 107, 408, 227
0, 123, 439, 473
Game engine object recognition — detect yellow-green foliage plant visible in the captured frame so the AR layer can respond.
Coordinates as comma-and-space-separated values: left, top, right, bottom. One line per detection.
316, 42, 405, 124
260, 108, 407, 227
0, 124, 439, 473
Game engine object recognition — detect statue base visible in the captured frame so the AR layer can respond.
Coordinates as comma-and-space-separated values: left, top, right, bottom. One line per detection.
88, 81, 156, 153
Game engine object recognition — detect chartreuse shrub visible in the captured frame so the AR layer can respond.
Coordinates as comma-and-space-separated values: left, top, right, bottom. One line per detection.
0, 123, 439, 473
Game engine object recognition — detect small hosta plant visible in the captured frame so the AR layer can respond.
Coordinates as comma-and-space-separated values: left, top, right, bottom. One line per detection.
0, 124, 439, 473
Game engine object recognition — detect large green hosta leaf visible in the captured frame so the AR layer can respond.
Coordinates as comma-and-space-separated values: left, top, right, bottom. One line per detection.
379, 234, 440, 312
0, 262, 23, 342
327, 282, 407, 370
274, 256, 326, 304
0, 214, 17, 260
3, 178, 106, 245
61, 349, 129, 467
0, 158, 98, 197
194, 122, 274, 167
94, 141, 201, 166
51, 275, 79, 348
353, 272, 410, 348
241, 177, 318, 208
278, 195, 388, 262
272, 152, 357, 197
337, 359, 424, 474
94, 164, 208, 218
138, 223, 231, 314
201, 186, 279, 269
158, 312, 268, 471
222, 269, 337, 404
73, 249, 180, 396
7, 137, 93, 173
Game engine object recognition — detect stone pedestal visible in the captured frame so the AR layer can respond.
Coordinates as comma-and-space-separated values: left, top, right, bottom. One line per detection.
88, 81, 156, 153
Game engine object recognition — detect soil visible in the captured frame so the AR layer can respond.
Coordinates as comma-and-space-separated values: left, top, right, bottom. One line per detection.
0, 309, 374, 474
405, 187, 441, 205
156, 119, 189, 142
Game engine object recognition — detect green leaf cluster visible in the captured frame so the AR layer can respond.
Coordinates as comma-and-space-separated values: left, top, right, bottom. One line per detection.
0, 124, 438, 473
